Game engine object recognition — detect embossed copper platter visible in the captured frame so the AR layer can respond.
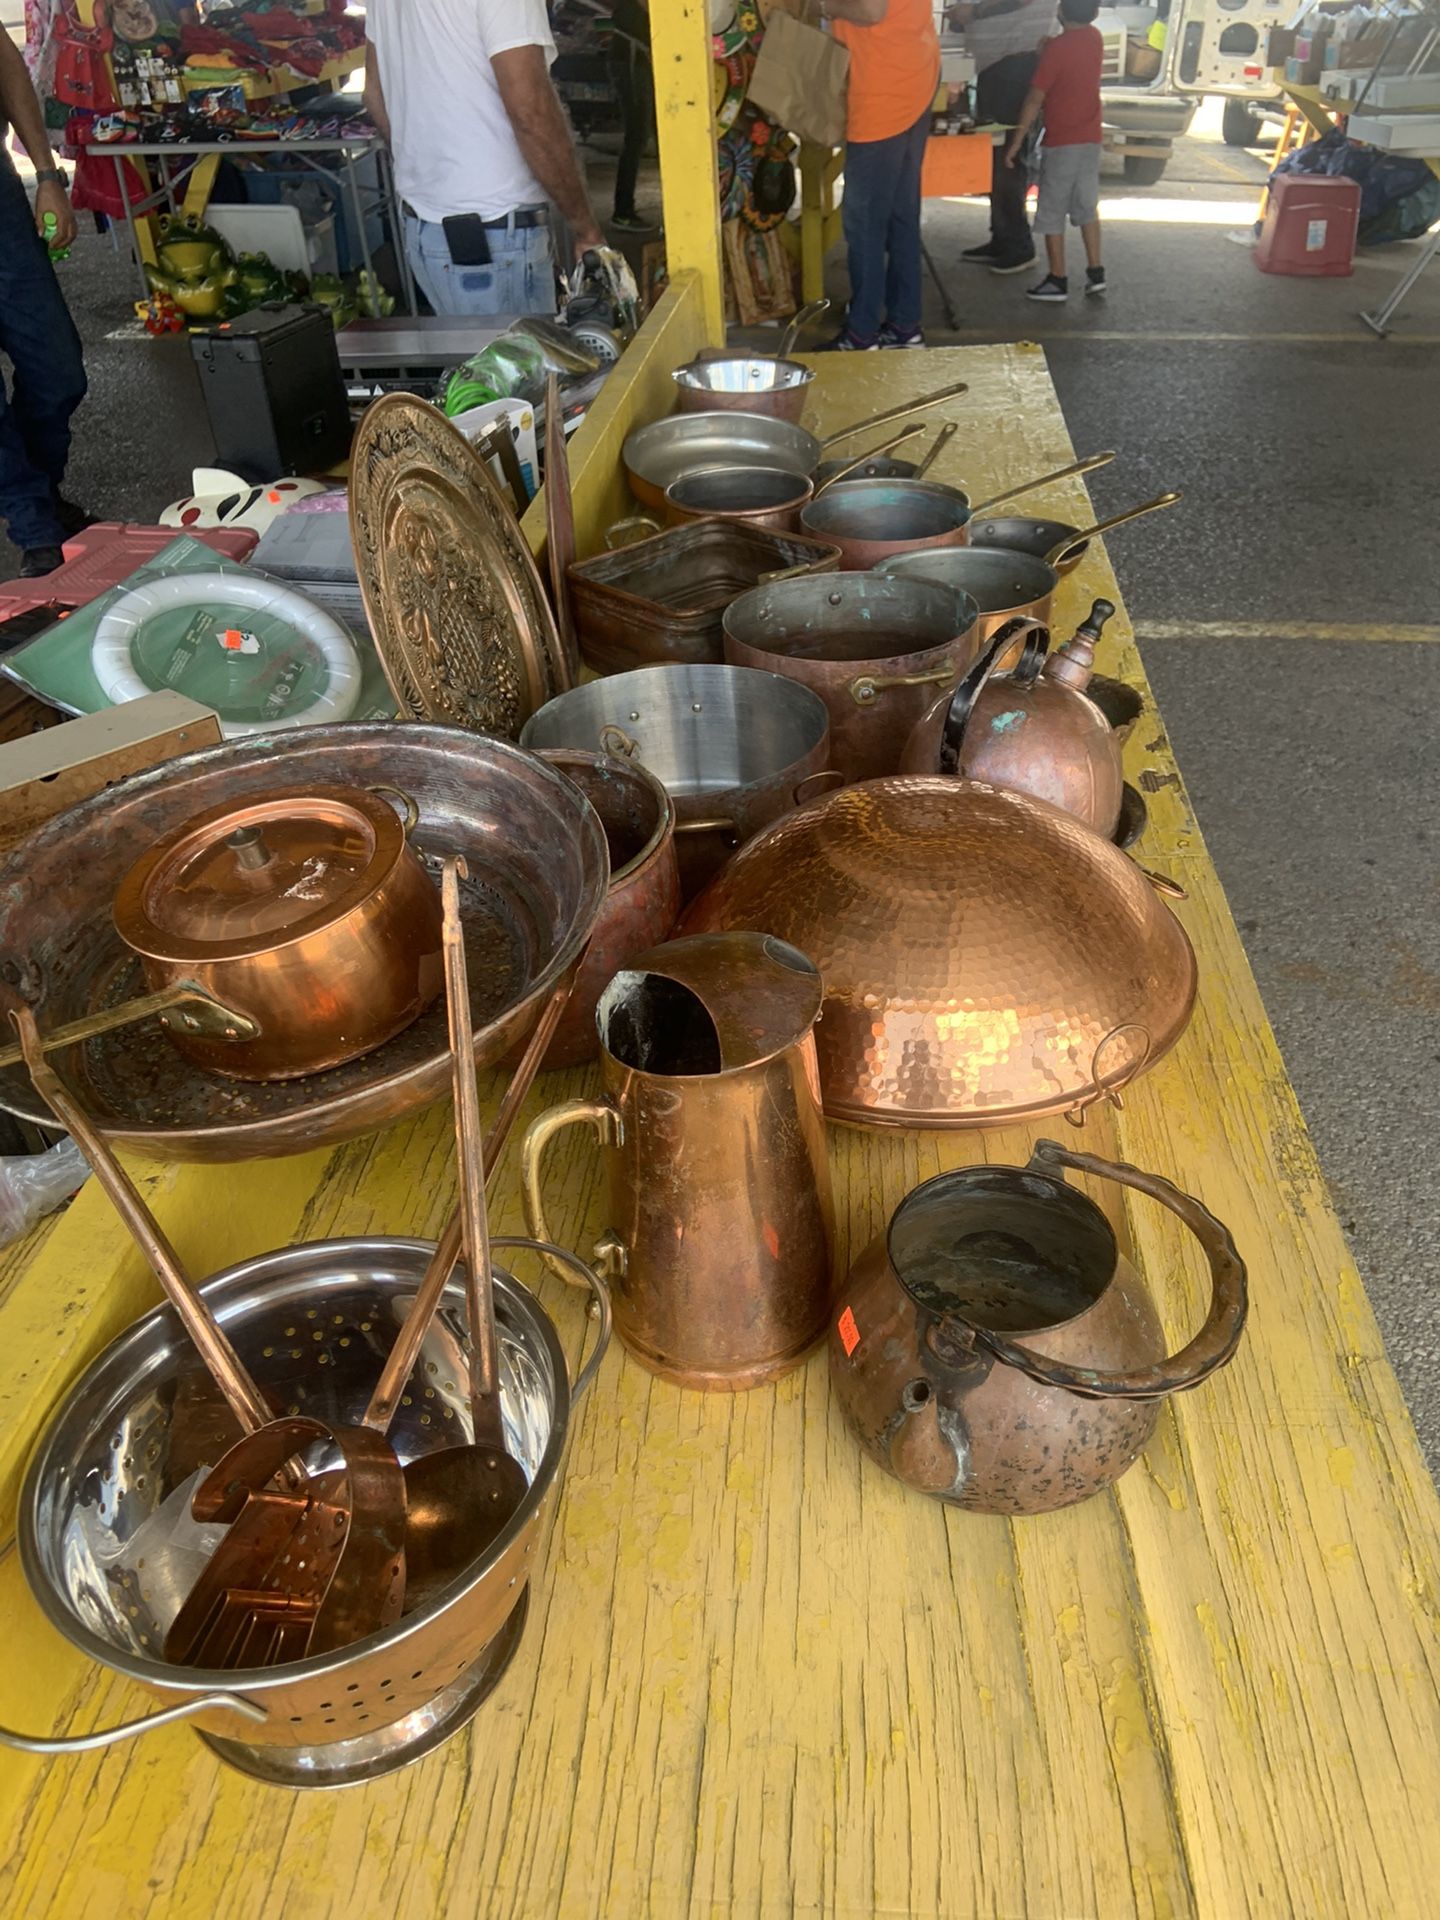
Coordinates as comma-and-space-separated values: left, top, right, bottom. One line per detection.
350, 395, 571, 739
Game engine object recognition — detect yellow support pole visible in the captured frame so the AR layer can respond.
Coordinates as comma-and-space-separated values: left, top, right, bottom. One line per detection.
649, 0, 726, 345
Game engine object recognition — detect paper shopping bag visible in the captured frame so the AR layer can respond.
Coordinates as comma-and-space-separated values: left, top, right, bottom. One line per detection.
747, 11, 849, 151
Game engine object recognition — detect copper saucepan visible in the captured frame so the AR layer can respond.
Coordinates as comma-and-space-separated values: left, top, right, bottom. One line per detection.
969, 489, 1182, 576
670, 299, 831, 422
878, 545, 1060, 646
799, 478, 974, 571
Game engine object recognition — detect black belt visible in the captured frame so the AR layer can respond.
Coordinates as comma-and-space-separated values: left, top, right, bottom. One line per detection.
404, 203, 548, 229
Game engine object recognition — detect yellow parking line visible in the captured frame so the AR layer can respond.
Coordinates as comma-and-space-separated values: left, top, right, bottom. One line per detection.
930, 329, 1440, 345
1136, 619, 1440, 644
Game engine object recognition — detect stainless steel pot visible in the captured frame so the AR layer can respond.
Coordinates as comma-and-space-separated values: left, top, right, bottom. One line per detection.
723, 573, 980, 783
520, 665, 837, 896
800, 479, 974, 570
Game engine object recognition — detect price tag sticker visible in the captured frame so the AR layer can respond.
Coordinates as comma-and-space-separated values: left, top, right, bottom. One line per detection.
837, 1305, 860, 1357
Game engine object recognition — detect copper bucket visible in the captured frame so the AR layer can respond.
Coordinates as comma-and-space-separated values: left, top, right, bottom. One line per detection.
521, 932, 835, 1390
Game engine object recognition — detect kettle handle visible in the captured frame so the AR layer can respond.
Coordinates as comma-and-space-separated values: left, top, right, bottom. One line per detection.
936, 616, 1049, 775
959, 1139, 1248, 1401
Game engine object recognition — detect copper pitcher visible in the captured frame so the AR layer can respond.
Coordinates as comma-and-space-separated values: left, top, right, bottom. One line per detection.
521, 932, 835, 1391
899, 599, 1125, 836
829, 1141, 1247, 1514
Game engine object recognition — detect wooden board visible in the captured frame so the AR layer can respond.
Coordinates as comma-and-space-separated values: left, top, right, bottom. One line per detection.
1, 341, 1437, 1919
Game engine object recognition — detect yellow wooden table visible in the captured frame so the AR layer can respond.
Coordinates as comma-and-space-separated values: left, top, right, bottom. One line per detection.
3, 334, 1440, 1919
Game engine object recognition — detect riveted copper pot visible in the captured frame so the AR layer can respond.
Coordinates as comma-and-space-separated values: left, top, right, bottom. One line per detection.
722, 573, 981, 783
681, 778, 1196, 1129
534, 750, 680, 1068
112, 785, 443, 1081
521, 933, 835, 1390
878, 545, 1057, 643
829, 1140, 1247, 1513
799, 478, 973, 571
664, 464, 814, 533
899, 599, 1125, 836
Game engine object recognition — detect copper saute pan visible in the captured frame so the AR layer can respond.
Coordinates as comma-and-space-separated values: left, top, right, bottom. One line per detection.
970, 489, 1181, 576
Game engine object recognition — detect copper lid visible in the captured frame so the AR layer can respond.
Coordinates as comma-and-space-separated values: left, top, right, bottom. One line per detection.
114, 786, 406, 963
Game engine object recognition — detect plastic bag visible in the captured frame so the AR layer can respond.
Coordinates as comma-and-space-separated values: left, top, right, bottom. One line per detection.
0, 1138, 90, 1248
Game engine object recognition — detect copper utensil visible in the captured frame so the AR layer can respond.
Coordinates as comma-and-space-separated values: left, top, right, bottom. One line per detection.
968, 450, 1117, 517
829, 1139, 1247, 1513
799, 477, 974, 570
969, 488, 1182, 576
680, 777, 1197, 1129
899, 599, 1126, 836
522, 932, 835, 1391
544, 371, 581, 685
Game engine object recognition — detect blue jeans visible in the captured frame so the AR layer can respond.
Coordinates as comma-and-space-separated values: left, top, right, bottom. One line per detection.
403, 209, 558, 318
0, 157, 87, 551
841, 107, 930, 343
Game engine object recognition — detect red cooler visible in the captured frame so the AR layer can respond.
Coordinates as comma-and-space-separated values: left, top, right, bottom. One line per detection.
1255, 174, 1361, 277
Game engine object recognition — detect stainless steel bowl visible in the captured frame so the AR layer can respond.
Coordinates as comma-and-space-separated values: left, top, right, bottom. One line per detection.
13, 1236, 609, 1789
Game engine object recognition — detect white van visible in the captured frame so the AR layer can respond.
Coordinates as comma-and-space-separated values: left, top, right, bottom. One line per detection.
1098, 0, 1284, 180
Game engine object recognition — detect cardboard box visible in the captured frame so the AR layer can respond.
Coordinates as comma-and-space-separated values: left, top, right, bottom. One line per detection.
1265, 27, 1298, 67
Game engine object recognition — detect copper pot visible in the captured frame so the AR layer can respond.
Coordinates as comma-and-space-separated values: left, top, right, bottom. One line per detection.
829, 1140, 1247, 1513
521, 933, 835, 1390
723, 573, 981, 783
112, 784, 443, 1081
680, 778, 1196, 1129
878, 545, 1057, 643
799, 478, 973, 570
671, 355, 815, 424
664, 465, 814, 533
899, 599, 1125, 836
535, 750, 680, 1068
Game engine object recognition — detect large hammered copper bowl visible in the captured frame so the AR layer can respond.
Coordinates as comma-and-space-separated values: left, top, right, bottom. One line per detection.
680, 778, 1197, 1128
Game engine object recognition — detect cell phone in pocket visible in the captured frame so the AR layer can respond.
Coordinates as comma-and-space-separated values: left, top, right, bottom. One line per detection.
442, 214, 493, 267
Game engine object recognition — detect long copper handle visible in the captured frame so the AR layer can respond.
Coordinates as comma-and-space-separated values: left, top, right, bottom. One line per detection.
971, 450, 1117, 517
1044, 490, 1182, 568
0, 984, 256, 1070
813, 422, 926, 494
912, 420, 960, 483
9, 1007, 273, 1435
362, 951, 583, 1432
819, 378, 970, 451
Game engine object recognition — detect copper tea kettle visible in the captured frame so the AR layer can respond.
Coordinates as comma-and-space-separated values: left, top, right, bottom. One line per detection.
899, 599, 1125, 836
828, 1140, 1247, 1514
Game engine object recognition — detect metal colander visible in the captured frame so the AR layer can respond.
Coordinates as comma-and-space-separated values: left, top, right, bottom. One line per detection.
10, 1235, 609, 1789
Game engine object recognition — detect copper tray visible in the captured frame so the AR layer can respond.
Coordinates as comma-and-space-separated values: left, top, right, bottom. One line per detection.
0, 725, 607, 1161
350, 395, 571, 739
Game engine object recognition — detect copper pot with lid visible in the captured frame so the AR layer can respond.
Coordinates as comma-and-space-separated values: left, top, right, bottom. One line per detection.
112, 784, 443, 1080
829, 1139, 1248, 1513
680, 777, 1196, 1129
899, 599, 1125, 837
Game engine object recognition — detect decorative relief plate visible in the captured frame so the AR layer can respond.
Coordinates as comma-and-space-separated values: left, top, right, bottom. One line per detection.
350, 394, 570, 737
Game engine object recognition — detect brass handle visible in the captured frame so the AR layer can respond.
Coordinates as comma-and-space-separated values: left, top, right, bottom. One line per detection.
970, 450, 1117, 517
519, 1098, 626, 1287
605, 514, 660, 549
1043, 490, 1182, 569
813, 422, 926, 494
793, 769, 844, 806
848, 663, 957, 708
0, 983, 257, 1070
1137, 866, 1187, 900
674, 815, 739, 839
1062, 1022, 1152, 1128
956, 1139, 1248, 1402
599, 723, 640, 760
0, 1694, 267, 1755
368, 782, 422, 837
820, 378, 970, 450
912, 420, 960, 483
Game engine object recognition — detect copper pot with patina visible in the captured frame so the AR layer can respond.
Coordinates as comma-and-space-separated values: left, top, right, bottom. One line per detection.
829, 1140, 1247, 1514
799, 477, 973, 571
722, 573, 981, 783
899, 598, 1126, 837
533, 750, 681, 1068
521, 932, 835, 1391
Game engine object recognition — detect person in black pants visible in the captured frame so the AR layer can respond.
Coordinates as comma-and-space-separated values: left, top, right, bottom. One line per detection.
0, 33, 89, 577
950, 0, 1050, 273
610, 0, 657, 231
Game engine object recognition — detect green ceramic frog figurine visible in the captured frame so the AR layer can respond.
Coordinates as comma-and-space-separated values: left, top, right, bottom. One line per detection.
145, 213, 237, 319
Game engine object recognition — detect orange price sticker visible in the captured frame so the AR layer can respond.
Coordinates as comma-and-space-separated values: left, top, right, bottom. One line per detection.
837, 1305, 860, 1357
221, 629, 245, 649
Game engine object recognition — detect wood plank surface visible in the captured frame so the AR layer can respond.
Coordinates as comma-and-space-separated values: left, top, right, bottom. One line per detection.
1, 346, 1437, 1919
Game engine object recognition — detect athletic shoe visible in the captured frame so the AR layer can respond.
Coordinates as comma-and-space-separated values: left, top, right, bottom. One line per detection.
19, 545, 64, 578
1025, 274, 1069, 303
878, 323, 924, 348
612, 212, 658, 232
53, 496, 95, 539
989, 251, 1038, 276
817, 329, 879, 351
960, 241, 1001, 264
1085, 266, 1108, 296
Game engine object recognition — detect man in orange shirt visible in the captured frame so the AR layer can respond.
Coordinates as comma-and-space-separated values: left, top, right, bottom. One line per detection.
821, 0, 941, 349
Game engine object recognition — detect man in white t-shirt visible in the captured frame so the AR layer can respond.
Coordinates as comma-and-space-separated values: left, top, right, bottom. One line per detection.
365, 0, 604, 317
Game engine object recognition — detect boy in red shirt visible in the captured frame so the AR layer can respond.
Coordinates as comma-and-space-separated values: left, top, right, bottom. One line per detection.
1004, 0, 1106, 301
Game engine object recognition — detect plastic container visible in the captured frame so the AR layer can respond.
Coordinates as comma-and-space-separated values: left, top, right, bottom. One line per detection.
1255, 175, 1361, 277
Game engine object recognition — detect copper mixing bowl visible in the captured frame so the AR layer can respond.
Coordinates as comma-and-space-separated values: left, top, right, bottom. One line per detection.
680, 778, 1197, 1129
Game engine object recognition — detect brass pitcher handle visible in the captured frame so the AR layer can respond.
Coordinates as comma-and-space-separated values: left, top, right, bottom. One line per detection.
491, 1235, 613, 1403
520, 1098, 625, 1288
960, 1139, 1248, 1402
848, 662, 958, 709
0, 1693, 267, 1755
936, 616, 1049, 775
367, 783, 422, 837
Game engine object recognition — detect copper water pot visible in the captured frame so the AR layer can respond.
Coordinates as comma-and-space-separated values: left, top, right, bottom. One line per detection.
829, 1140, 1247, 1514
900, 599, 1126, 836
112, 784, 443, 1080
723, 573, 981, 783
799, 477, 973, 571
521, 932, 835, 1390
534, 751, 681, 1068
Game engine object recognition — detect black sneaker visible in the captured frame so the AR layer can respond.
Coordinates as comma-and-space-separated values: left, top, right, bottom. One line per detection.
1085, 266, 1108, 296
53, 496, 94, 539
989, 251, 1038, 276
19, 545, 64, 577
878, 322, 924, 348
1026, 274, 1069, 302
611, 211, 657, 232
817, 329, 879, 352
960, 240, 1001, 264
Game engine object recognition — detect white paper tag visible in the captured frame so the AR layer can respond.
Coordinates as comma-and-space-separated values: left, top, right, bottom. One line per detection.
1306, 218, 1328, 251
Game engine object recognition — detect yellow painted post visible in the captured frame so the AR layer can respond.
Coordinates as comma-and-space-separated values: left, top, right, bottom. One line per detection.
649, 0, 725, 344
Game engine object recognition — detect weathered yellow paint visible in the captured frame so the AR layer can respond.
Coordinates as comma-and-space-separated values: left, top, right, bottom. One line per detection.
788, 142, 845, 304
1, 348, 1437, 1918
648, 0, 725, 345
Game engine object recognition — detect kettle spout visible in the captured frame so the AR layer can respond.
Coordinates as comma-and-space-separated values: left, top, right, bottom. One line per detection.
1046, 597, 1115, 691
888, 1380, 968, 1497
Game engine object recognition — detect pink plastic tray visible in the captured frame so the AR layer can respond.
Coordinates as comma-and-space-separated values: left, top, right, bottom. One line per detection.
0, 523, 258, 616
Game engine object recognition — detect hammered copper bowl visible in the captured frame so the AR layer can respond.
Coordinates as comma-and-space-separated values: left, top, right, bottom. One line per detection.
680, 778, 1196, 1128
